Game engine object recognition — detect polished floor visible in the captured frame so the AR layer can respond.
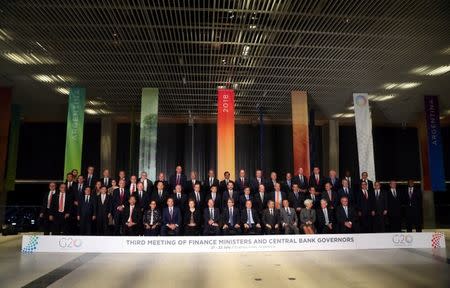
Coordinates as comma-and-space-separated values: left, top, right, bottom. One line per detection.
0, 233, 449, 288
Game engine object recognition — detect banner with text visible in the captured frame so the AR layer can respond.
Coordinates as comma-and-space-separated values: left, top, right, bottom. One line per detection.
139, 88, 159, 181
217, 89, 235, 180
63, 87, 86, 176
21, 233, 446, 254
353, 93, 376, 180
424, 95, 445, 191
291, 91, 310, 176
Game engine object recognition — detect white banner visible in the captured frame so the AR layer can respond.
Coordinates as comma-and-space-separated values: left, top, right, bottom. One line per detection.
353, 93, 376, 181
21, 233, 445, 254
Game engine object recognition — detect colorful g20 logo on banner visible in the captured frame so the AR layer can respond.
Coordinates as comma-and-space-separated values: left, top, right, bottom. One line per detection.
22, 235, 39, 254
392, 234, 413, 246
59, 237, 83, 249
355, 95, 367, 107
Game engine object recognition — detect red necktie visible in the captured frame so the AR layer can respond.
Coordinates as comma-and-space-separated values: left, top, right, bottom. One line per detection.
120, 189, 124, 203
128, 206, 133, 223
176, 175, 180, 185
59, 194, 64, 212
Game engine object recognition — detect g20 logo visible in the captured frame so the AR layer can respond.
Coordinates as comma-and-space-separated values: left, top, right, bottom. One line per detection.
59, 237, 83, 248
392, 234, 413, 245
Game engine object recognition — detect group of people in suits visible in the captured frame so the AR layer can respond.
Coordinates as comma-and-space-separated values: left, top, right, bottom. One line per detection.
39, 165, 423, 236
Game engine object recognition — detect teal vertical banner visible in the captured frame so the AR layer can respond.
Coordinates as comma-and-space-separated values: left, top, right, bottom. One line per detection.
5, 105, 21, 191
139, 88, 159, 180
63, 87, 86, 177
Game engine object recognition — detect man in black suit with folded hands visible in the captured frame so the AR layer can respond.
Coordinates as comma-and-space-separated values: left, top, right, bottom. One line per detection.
204, 169, 220, 194
161, 198, 181, 236
203, 199, 221, 235
292, 167, 308, 193
373, 181, 388, 232
123, 195, 140, 236
221, 198, 241, 235
262, 200, 280, 234
77, 186, 97, 235
112, 179, 130, 235
97, 186, 112, 235
336, 196, 357, 233
317, 199, 334, 234
241, 200, 262, 235
405, 179, 422, 232
356, 181, 376, 233
169, 166, 187, 192
50, 183, 73, 235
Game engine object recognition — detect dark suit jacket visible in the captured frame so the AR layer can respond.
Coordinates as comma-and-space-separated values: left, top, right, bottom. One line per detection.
162, 207, 182, 226
306, 193, 321, 209
373, 189, 388, 214
183, 209, 201, 227
282, 180, 293, 194
169, 173, 187, 191
356, 189, 376, 215
336, 205, 356, 233
221, 207, 240, 226
203, 207, 221, 226
239, 194, 253, 211
205, 192, 222, 210
203, 178, 220, 194
112, 188, 130, 211
74, 183, 87, 202
235, 177, 250, 193
173, 193, 188, 213
262, 208, 280, 227
139, 178, 154, 193
222, 189, 239, 209
240, 208, 261, 225
189, 191, 205, 210
288, 191, 305, 210
252, 192, 270, 213
405, 186, 422, 209
185, 180, 202, 195
321, 190, 339, 209
265, 180, 279, 193
316, 207, 335, 232
151, 190, 170, 210
84, 175, 97, 188
50, 192, 73, 216
219, 179, 235, 194
358, 179, 374, 192
387, 189, 402, 218
326, 177, 341, 191
250, 178, 267, 194
100, 177, 112, 188
292, 175, 309, 191
78, 194, 97, 218
122, 205, 141, 224
269, 191, 287, 207
337, 187, 355, 205
133, 190, 150, 211
97, 194, 112, 217
309, 174, 325, 192
153, 180, 170, 194
41, 191, 56, 214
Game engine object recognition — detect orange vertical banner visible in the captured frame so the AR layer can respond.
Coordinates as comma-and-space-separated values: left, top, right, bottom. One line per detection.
291, 91, 310, 176
217, 89, 235, 181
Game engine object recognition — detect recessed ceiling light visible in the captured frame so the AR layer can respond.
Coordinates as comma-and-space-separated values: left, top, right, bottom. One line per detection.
348, 106, 354, 110
3, 52, 57, 64
341, 113, 355, 118
33, 74, 74, 83
249, 25, 257, 29
0, 28, 12, 41
85, 109, 98, 115
332, 113, 343, 118
411, 65, 450, 76
383, 82, 420, 90
371, 94, 396, 102
242, 45, 251, 58
55, 87, 70, 95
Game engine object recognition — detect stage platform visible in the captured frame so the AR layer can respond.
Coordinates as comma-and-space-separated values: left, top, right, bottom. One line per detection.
0, 231, 448, 287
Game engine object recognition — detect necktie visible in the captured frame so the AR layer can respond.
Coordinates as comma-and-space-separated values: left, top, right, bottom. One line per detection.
286, 207, 290, 215
79, 184, 82, 192
328, 190, 332, 201
150, 210, 154, 225
102, 194, 105, 204
176, 174, 180, 185
295, 192, 298, 199
344, 206, 348, 217
270, 209, 273, 216
409, 188, 413, 198
260, 193, 264, 202
344, 188, 348, 194
229, 190, 233, 199
144, 180, 147, 191
120, 188, 124, 202
105, 178, 108, 186
229, 208, 233, 225
241, 177, 244, 184
376, 190, 379, 198
210, 208, 214, 220
275, 192, 279, 209
88, 176, 91, 186
364, 190, 368, 199
59, 194, 64, 212
128, 206, 134, 222
169, 208, 173, 220
47, 191, 53, 209
196, 192, 200, 202
139, 191, 142, 199
131, 184, 135, 193
212, 193, 215, 201
209, 178, 213, 186
247, 209, 253, 224
159, 190, 162, 198
316, 175, 319, 184
312, 194, 315, 201
177, 193, 181, 199
324, 208, 329, 224
85, 195, 88, 203
300, 175, 303, 184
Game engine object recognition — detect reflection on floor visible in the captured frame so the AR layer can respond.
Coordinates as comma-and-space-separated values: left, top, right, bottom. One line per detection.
0, 233, 448, 288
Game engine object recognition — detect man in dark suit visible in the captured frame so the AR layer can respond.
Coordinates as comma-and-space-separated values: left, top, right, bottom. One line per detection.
39, 182, 57, 235
189, 183, 205, 212
186, 171, 202, 196
219, 171, 234, 194
262, 200, 280, 234
203, 199, 221, 235
292, 167, 308, 193
139, 171, 153, 194
359, 171, 374, 193
309, 167, 325, 192
97, 186, 112, 235
342, 170, 356, 192
326, 170, 340, 191
222, 182, 239, 210
282, 172, 293, 194
306, 186, 321, 209
154, 172, 170, 194
112, 179, 130, 235
205, 185, 222, 211
356, 181, 376, 233
405, 180, 422, 232
252, 184, 270, 215
280, 199, 299, 234
169, 165, 187, 192
151, 181, 169, 211
100, 169, 112, 188
387, 180, 402, 232
75, 175, 87, 205
336, 196, 357, 233
338, 179, 355, 206
235, 169, 249, 195
123, 195, 140, 236
117, 170, 128, 186
50, 183, 73, 235
270, 183, 287, 210
161, 198, 181, 236
239, 187, 253, 211
173, 184, 188, 214
65, 173, 76, 196
288, 183, 305, 215
133, 182, 150, 212
85, 166, 96, 188
204, 169, 220, 195
221, 198, 241, 235
77, 186, 97, 235
373, 181, 388, 233
241, 200, 262, 235
250, 170, 266, 194
266, 171, 279, 193
317, 199, 335, 234
321, 182, 339, 210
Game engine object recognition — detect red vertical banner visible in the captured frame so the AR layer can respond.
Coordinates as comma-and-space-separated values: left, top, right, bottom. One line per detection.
291, 91, 310, 177
217, 89, 235, 181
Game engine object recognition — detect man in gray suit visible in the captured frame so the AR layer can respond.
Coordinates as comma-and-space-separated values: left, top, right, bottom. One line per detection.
280, 199, 299, 234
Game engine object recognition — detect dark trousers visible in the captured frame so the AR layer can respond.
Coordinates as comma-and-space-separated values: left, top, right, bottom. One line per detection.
96, 214, 109, 235
52, 213, 70, 235
79, 217, 93, 235
373, 214, 385, 233
223, 225, 241, 235
114, 212, 124, 235
243, 225, 261, 235
318, 225, 334, 234
161, 225, 180, 236
203, 224, 221, 236
123, 224, 138, 236
359, 215, 373, 233
40, 212, 51, 235
406, 207, 422, 232
184, 225, 200, 236
144, 225, 160, 236
263, 226, 279, 235
388, 215, 402, 232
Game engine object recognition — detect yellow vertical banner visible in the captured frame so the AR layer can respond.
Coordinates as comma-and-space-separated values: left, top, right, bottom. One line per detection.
217, 89, 235, 180
291, 91, 310, 177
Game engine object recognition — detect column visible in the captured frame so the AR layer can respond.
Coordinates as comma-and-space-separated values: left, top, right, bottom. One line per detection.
217, 88, 235, 180
100, 117, 117, 177
291, 91, 310, 176
328, 119, 340, 175
0, 87, 12, 224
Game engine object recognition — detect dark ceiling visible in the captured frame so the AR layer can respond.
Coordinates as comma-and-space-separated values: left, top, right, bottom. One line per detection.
0, 0, 450, 123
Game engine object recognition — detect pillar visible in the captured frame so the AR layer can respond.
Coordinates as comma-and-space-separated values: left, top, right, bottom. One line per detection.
329, 119, 340, 175
0, 87, 12, 224
100, 117, 117, 177
291, 91, 310, 176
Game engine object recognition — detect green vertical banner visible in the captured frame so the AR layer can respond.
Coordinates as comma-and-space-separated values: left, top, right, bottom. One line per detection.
139, 88, 159, 180
5, 105, 21, 191
63, 87, 86, 177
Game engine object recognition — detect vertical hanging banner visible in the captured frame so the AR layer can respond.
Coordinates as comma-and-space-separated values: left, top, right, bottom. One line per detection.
291, 91, 310, 177
139, 88, 159, 181
353, 93, 376, 181
217, 89, 235, 180
5, 105, 21, 191
63, 87, 86, 176
424, 95, 445, 191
